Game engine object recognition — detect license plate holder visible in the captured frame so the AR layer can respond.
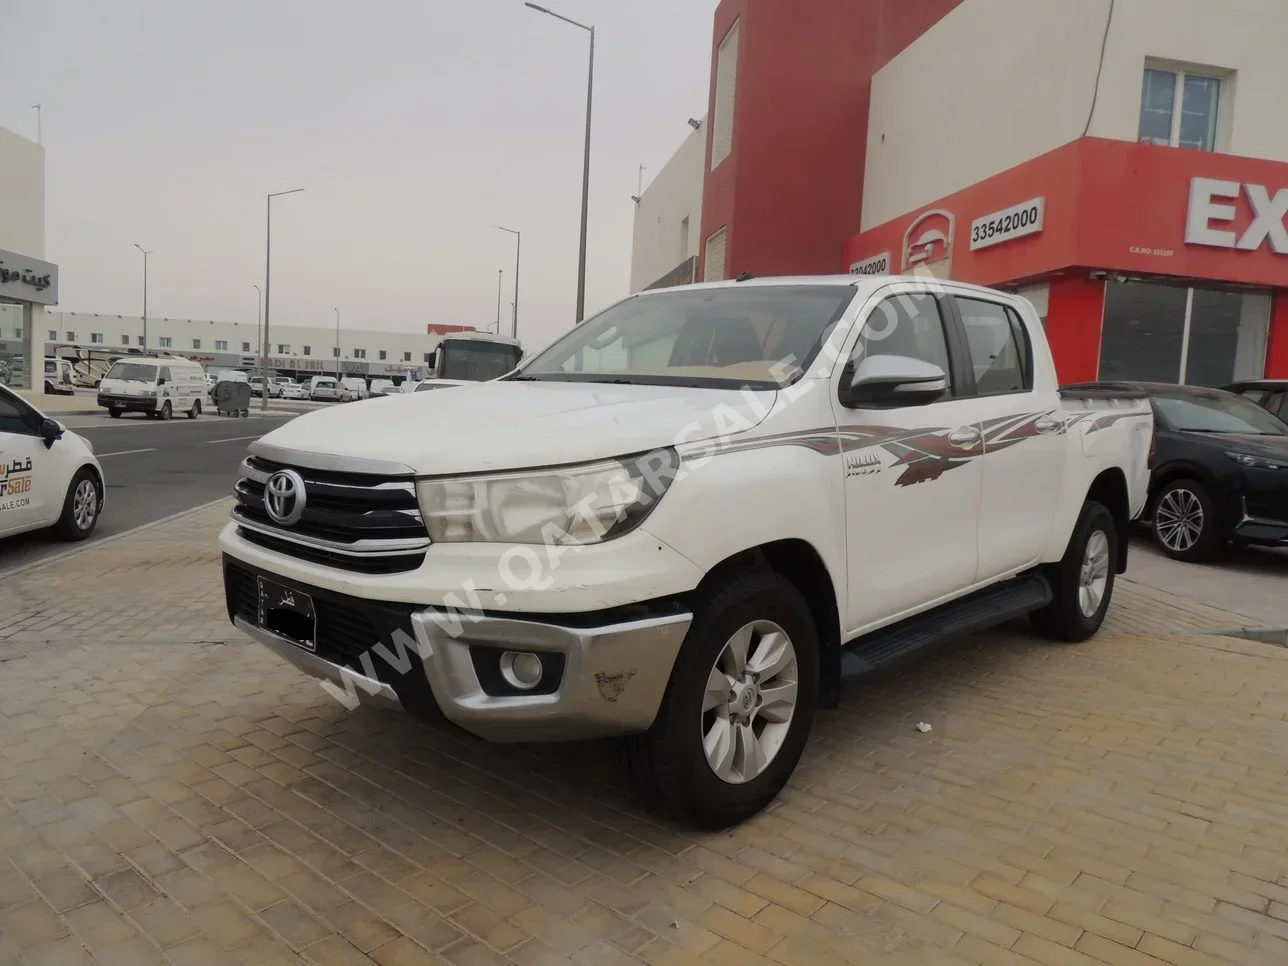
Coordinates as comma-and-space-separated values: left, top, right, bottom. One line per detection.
258, 577, 317, 652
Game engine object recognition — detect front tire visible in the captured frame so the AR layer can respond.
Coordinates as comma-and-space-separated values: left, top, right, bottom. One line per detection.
619, 569, 819, 829
188, 400, 201, 419
1151, 479, 1221, 562
1032, 501, 1117, 642
159, 401, 173, 420
107, 408, 122, 419
54, 469, 100, 541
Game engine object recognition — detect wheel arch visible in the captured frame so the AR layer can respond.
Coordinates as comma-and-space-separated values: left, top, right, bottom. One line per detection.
691, 538, 843, 711
1086, 468, 1131, 574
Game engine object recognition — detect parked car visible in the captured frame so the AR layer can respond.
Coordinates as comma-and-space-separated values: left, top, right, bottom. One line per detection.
0, 384, 104, 542
1068, 381, 1288, 562
44, 358, 76, 395
308, 376, 342, 402
98, 356, 207, 419
367, 378, 396, 397
249, 377, 283, 399
336, 377, 368, 402
279, 380, 307, 400
221, 275, 1153, 828
1224, 379, 1287, 422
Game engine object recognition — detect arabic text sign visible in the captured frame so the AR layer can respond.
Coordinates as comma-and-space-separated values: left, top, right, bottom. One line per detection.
0, 456, 34, 499
0, 249, 59, 306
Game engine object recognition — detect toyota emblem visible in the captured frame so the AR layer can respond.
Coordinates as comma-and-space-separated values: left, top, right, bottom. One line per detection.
264, 469, 307, 526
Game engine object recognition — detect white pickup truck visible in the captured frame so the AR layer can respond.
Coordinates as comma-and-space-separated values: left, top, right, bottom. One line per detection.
220, 275, 1153, 828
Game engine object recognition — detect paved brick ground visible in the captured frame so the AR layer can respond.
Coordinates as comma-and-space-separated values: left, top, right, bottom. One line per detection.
2, 503, 1287, 964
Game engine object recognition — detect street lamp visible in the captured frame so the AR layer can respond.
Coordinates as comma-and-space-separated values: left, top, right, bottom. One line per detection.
253, 284, 263, 360
493, 226, 521, 339
133, 245, 152, 354
495, 269, 504, 333
525, 2, 594, 323
262, 188, 305, 411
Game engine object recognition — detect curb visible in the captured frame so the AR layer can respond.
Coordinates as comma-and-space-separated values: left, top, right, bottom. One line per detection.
0, 497, 232, 579
1202, 626, 1288, 647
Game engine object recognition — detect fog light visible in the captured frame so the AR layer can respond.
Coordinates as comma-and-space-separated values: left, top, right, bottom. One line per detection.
500, 651, 544, 691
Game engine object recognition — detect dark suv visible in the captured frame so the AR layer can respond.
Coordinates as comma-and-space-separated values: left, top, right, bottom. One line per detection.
1069, 382, 1288, 562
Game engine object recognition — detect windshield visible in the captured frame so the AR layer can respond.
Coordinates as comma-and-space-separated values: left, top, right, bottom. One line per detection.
1154, 392, 1288, 435
105, 362, 157, 382
415, 382, 454, 391
515, 285, 855, 388
439, 341, 522, 381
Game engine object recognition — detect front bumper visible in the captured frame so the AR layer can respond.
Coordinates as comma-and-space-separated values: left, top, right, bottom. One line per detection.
98, 393, 157, 412
223, 556, 692, 742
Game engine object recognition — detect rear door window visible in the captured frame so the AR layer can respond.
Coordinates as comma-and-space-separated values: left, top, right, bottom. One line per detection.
955, 297, 1032, 395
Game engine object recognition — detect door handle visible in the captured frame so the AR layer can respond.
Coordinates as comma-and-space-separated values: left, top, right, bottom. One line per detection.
948, 426, 982, 448
1035, 416, 1062, 434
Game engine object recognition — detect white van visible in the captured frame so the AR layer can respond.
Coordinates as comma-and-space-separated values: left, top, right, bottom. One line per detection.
309, 376, 342, 402
339, 377, 368, 402
97, 356, 207, 419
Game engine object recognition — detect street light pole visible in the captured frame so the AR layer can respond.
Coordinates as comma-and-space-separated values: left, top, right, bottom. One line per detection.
31, 104, 41, 146
253, 284, 263, 360
334, 308, 340, 379
525, 3, 594, 323
133, 245, 152, 354
262, 188, 305, 411
493, 226, 521, 339
495, 270, 504, 332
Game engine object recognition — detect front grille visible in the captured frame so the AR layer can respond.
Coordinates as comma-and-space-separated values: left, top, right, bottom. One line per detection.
233, 455, 429, 574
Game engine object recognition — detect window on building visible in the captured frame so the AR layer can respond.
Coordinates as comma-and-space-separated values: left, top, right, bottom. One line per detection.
680, 216, 691, 258
1099, 280, 1269, 387
90, 333, 103, 344
333, 347, 340, 358
47, 330, 56, 341
378, 350, 387, 361
192, 339, 202, 350
121, 334, 130, 345
159, 337, 172, 348
353, 348, 366, 359
704, 227, 728, 282
13, 328, 20, 340
215, 340, 227, 351
1139, 66, 1224, 151
954, 297, 1031, 394
711, 20, 740, 169
242, 342, 251, 352
302, 346, 311, 356
403, 351, 412, 362
66, 331, 75, 341
277, 344, 289, 354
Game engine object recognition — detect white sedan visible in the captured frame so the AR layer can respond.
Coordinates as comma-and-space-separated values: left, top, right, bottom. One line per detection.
0, 385, 104, 542
279, 381, 307, 399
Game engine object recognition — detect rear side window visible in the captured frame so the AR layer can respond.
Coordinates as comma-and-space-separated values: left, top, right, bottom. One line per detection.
1266, 392, 1285, 418
1240, 389, 1269, 405
956, 297, 1032, 395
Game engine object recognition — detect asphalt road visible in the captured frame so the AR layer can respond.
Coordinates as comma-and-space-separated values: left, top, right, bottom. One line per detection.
0, 410, 299, 573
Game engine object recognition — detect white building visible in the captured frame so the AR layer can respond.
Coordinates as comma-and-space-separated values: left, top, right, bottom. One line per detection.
0, 123, 56, 396
629, 117, 706, 294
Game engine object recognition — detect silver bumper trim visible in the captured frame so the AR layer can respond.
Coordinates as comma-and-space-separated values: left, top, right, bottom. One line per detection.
233, 616, 403, 712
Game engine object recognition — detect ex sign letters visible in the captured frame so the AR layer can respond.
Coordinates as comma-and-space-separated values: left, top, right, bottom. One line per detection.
1186, 177, 1288, 253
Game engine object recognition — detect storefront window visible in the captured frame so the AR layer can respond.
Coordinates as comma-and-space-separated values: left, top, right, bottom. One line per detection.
1099, 280, 1269, 386
0, 303, 30, 390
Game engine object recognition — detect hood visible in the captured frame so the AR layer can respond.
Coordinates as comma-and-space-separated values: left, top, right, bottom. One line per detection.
254, 380, 776, 475
1197, 432, 1288, 459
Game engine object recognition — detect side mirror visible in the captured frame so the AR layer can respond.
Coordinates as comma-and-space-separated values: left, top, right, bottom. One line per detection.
839, 355, 948, 409
40, 417, 63, 448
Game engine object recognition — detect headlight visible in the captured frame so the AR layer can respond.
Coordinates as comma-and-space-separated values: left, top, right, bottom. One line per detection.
417, 450, 679, 545
141, 389, 157, 397
1226, 451, 1286, 471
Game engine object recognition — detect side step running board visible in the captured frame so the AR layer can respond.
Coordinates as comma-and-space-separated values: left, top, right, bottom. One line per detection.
840, 574, 1052, 679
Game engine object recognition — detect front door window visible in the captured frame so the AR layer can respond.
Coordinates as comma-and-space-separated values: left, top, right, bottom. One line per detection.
1098, 280, 1269, 387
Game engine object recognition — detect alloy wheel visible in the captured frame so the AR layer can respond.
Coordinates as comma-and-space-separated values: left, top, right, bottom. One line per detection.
1155, 488, 1203, 553
701, 620, 799, 784
1078, 529, 1110, 617
73, 479, 97, 531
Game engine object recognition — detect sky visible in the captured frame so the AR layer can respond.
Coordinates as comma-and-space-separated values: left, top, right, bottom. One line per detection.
1, 0, 718, 349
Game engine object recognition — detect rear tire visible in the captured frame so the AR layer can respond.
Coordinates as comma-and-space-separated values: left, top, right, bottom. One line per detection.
1151, 478, 1222, 562
1032, 501, 1117, 643
188, 400, 201, 419
54, 469, 100, 542
618, 569, 819, 829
